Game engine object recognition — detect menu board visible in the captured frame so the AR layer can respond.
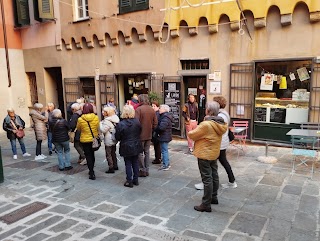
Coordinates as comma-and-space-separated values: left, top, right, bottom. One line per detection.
254, 107, 267, 122
270, 108, 286, 123
164, 82, 181, 130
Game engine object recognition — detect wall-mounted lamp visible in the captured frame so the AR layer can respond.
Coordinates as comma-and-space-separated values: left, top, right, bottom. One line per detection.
107, 56, 113, 64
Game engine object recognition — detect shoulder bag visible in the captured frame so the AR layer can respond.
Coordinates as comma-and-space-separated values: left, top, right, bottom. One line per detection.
10, 120, 25, 138
69, 128, 76, 143
85, 120, 101, 151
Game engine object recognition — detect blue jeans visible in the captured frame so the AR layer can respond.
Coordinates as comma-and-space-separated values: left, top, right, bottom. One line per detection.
54, 141, 71, 169
10, 138, 26, 155
124, 155, 139, 182
47, 131, 53, 151
160, 142, 170, 168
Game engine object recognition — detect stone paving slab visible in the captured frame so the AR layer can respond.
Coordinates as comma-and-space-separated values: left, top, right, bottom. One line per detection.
0, 133, 320, 240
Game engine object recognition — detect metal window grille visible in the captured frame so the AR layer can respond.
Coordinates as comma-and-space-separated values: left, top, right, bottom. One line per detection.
180, 59, 209, 70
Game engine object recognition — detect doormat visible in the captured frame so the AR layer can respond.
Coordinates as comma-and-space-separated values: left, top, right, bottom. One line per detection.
44, 164, 87, 175
0, 202, 49, 224
5, 161, 50, 170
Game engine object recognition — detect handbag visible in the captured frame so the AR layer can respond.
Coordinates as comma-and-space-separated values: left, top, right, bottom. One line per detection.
69, 128, 76, 143
11, 120, 25, 138
85, 120, 101, 151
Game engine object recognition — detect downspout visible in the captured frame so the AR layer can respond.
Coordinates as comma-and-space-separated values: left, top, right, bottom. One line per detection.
0, 0, 12, 87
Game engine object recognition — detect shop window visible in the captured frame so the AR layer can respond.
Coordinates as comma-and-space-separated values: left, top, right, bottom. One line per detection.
119, 0, 149, 15
74, 0, 89, 21
180, 59, 209, 70
27, 72, 38, 105
13, 0, 30, 27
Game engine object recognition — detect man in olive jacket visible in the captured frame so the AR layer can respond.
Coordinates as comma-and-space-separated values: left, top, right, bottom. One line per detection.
135, 94, 158, 177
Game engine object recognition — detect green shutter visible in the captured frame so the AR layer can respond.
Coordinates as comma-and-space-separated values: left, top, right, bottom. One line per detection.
119, 0, 149, 14
33, 0, 43, 22
38, 0, 54, 19
15, 0, 30, 26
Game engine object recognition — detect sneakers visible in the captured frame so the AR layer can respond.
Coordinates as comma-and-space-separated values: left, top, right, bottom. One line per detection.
22, 153, 31, 157
34, 155, 45, 161
221, 182, 238, 189
13, 155, 17, 160
80, 159, 87, 165
189, 148, 193, 154
159, 165, 171, 171
195, 182, 204, 190
40, 154, 47, 159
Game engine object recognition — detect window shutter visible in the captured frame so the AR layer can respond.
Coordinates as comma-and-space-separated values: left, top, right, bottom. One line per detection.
119, 0, 148, 14
120, 0, 132, 8
15, 0, 30, 26
38, 0, 54, 19
136, 0, 146, 5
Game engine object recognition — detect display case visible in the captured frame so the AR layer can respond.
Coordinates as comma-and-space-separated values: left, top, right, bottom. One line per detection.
254, 94, 309, 124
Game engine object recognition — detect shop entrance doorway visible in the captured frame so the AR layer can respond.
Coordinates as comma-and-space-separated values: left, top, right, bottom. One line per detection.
183, 76, 207, 123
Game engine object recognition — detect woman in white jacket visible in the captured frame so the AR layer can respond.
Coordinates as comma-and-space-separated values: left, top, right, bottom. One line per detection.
100, 106, 120, 173
195, 96, 237, 190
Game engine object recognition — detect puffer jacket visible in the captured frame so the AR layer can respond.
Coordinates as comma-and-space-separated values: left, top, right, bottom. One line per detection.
49, 117, 70, 143
76, 113, 99, 143
115, 118, 143, 157
69, 110, 82, 141
218, 109, 230, 150
155, 112, 173, 142
3, 115, 25, 140
100, 114, 120, 146
30, 109, 48, 141
188, 116, 227, 161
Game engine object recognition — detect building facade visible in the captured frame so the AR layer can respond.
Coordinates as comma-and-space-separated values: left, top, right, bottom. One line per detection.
3, 0, 320, 143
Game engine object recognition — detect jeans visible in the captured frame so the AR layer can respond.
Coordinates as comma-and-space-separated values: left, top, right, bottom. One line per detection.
54, 141, 71, 169
10, 138, 26, 155
139, 140, 151, 172
105, 145, 117, 169
160, 142, 170, 168
47, 131, 53, 151
74, 141, 85, 160
36, 140, 42, 156
198, 158, 219, 207
124, 155, 139, 182
82, 142, 96, 174
186, 121, 198, 149
218, 149, 235, 183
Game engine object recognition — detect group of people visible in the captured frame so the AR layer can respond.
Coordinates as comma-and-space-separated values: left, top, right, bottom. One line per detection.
3, 93, 237, 212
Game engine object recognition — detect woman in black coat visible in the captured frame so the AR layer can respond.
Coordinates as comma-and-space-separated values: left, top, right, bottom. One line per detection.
49, 109, 72, 171
2, 108, 31, 159
115, 105, 143, 188
155, 104, 173, 171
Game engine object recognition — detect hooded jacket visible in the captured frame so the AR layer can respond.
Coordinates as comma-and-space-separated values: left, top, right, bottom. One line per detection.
30, 109, 48, 141
76, 113, 99, 143
188, 116, 228, 160
49, 117, 70, 143
115, 118, 143, 157
155, 112, 173, 142
100, 114, 120, 146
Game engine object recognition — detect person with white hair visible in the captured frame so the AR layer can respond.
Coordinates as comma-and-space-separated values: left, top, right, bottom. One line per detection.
188, 101, 228, 212
154, 104, 173, 171
49, 109, 72, 171
3, 108, 31, 159
69, 102, 86, 165
30, 103, 48, 161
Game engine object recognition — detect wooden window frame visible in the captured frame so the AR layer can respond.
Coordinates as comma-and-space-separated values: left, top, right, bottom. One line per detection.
74, 0, 89, 21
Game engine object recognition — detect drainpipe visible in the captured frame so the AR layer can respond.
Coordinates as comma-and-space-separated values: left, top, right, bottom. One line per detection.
0, 0, 12, 87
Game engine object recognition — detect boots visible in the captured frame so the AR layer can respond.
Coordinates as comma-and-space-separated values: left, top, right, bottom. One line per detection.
139, 170, 147, 177
89, 171, 96, 180
105, 168, 115, 174
194, 203, 212, 212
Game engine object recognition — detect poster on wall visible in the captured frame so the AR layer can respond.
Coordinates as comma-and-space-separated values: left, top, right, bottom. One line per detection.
209, 81, 221, 94
297, 67, 310, 81
260, 74, 273, 91
188, 88, 197, 95
164, 82, 181, 130
213, 70, 222, 81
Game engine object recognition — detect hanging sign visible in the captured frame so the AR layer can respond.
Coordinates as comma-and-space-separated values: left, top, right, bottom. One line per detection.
297, 67, 310, 81
260, 74, 273, 91
279, 76, 287, 89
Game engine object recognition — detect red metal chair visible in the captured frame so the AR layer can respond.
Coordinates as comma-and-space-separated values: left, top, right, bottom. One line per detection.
230, 121, 249, 157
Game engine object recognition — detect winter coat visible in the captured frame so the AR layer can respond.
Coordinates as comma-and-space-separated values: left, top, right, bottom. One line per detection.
3, 115, 25, 140
30, 109, 48, 141
49, 117, 70, 143
152, 110, 161, 143
218, 109, 230, 150
155, 112, 173, 143
182, 101, 199, 124
69, 110, 82, 141
100, 114, 120, 146
135, 104, 158, 141
188, 116, 227, 161
115, 118, 143, 157
76, 113, 99, 143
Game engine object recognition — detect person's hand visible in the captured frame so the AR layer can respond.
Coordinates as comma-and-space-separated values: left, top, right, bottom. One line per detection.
12, 130, 17, 133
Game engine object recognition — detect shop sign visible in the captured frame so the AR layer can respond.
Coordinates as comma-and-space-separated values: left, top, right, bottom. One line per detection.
164, 82, 181, 130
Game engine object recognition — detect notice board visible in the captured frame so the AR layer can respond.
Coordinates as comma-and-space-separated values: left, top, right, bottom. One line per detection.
164, 82, 181, 130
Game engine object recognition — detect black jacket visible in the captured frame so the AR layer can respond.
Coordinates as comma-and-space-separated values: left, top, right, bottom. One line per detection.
155, 112, 173, 142
49, 117, 70, 143
69, 110, 82, 141
3, 115, 25, 140
115, 118, 143, 157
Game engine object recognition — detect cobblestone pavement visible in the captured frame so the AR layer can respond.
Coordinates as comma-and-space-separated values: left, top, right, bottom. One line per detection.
0, 128, 319, 241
